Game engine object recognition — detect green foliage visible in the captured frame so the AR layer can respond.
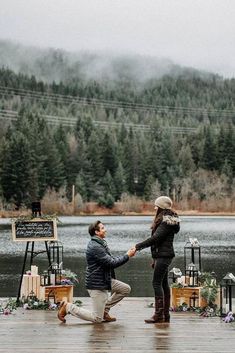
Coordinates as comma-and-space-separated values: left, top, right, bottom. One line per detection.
0, 64, 235, 208
199, 272, 218, 306
0, 298, 17, 314
98, 193, 115, 209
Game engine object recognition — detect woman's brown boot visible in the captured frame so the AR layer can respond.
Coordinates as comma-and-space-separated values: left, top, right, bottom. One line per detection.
164, 295, 171, 322
145, 296, 164, 323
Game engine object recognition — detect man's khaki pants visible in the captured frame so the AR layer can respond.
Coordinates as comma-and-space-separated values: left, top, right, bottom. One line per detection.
66, 279, 131, 323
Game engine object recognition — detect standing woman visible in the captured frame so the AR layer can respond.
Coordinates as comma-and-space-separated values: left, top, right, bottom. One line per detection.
135, 196, 180, 323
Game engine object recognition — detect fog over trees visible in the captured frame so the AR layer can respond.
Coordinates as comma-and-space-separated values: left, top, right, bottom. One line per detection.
0, 41, 235, 211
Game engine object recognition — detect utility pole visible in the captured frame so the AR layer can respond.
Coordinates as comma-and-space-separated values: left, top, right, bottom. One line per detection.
72, 184, 75, 214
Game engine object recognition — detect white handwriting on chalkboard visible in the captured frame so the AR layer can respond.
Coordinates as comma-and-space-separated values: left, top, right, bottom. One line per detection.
15, 221, 54, 238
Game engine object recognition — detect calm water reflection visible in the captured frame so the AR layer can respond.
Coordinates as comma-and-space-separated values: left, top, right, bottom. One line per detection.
0, 216, 235, 297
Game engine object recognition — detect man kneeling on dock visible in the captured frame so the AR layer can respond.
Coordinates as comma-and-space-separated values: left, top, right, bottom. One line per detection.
58, 220, 136, 323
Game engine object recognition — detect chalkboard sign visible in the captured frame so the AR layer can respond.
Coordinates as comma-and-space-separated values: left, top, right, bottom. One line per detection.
12, 218, 57, 242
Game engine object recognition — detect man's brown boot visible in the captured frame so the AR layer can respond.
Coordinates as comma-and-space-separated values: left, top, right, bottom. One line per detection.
103, 311, 116, 322
57, 301, 67, 323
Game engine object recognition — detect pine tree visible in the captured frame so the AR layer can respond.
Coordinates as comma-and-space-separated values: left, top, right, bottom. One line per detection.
87, 130, 103, 181
114, 162, 127, 200
201, 127, 218, 171
102, 131, 119, 176
75, 171, 88, 201
178, 144, 195, 176
101, 170, 116, 198
1, 132, 32, 207
144, 174, 155, 200
157, 132, 177, 192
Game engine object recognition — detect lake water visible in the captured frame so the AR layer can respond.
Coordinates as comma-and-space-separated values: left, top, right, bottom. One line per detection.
0, 215, 235, 297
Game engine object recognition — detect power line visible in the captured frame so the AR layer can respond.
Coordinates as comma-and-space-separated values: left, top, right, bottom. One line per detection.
0, 85, 235, 117
0, 109, 198, 134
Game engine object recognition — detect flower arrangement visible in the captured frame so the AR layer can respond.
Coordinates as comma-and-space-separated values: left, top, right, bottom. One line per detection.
12, 214, 61, 222
170, 303, 201, 313
22, 300, 57, 311
61, 269, 79, 285
20, 295, 82, 310
199, 272, 218, 307
223, 311, 234, 323
0, 298, 17, 315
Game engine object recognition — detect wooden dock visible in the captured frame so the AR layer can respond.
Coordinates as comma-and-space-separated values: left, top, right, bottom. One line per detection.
0, 297, 235, 353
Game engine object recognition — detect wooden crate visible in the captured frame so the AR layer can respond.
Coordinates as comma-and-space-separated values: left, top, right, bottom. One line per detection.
171, 287, 208, 308
39, 285, 73, 303
20, 274, 41, 299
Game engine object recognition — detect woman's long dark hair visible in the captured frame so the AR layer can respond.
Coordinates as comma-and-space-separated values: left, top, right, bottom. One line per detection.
151, 207, 164, 234
151, 207, 178, 234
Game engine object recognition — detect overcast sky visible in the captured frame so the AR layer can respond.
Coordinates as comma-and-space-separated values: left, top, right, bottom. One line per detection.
1, 0, 235, 77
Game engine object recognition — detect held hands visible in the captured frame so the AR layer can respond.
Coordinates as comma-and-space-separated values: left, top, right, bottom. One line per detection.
151, 259, 156, 269
127, 246, 137, 257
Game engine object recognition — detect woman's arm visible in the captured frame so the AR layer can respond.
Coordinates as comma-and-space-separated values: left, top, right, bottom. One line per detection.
135, 223, 168, 251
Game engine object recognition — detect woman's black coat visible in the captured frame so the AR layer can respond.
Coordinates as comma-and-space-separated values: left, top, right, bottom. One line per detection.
135, 213, 180, 258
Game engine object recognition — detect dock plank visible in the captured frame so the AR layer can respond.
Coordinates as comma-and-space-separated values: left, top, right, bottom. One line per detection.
0, 298, 235, 353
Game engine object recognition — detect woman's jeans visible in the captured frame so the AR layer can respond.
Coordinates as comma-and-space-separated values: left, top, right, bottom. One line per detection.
152, 257, 172, 297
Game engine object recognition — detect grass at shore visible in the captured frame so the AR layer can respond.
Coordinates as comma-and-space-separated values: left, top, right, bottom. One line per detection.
1, 208, 235, 218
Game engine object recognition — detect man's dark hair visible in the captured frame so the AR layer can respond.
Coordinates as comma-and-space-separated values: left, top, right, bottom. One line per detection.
88, 220, 102, 236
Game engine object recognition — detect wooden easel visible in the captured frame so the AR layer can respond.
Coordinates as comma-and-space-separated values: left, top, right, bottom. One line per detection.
16, 202, 52, 304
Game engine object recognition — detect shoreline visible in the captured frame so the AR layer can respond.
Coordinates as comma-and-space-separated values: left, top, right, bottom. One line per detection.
1, 210, 235, 218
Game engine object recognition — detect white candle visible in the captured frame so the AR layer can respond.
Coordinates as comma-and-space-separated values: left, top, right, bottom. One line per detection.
31, 265, 38, 275
50, 273, 55, 285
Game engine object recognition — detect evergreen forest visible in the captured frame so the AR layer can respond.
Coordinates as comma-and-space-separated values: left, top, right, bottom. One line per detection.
0, 42, 235, 212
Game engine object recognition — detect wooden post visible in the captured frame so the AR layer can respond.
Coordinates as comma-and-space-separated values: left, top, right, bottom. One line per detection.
72, 184, 75, 214
172, 187, 176, 202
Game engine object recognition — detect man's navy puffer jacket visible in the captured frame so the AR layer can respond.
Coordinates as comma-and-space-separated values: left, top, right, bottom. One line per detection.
85, 237, 129, 290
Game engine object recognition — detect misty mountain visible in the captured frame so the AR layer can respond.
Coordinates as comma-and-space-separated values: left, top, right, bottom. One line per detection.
0, 39, 213, 85
0, 41, 235, 209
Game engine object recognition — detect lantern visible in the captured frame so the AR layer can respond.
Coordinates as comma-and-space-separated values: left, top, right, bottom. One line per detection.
31, 201, 41, 217
210, 271, 217, 286
220, 273, 235, 316
40, 272, 50, 286
184, 238, 202, 274
27, 290, 37, 304
169, 267, 182, 284
189, 291, 199, 308
185, 263, 199, 287
49, 241, 64, 270
55, 267, 62, 285
48, 262, 62, 285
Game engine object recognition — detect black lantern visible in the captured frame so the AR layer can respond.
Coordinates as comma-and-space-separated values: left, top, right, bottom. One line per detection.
40, 272, 50, 286
189, 291, 199, 308
27, 290, 37, 304
210, 271, 217, 286
54, 267, 62, 285
185, 263, 199, 287
31, 201, 41, 217
49, 241, 64, 269
184, 238, 202, 274
169, 267, 182, 284
48, 262, 62, 285
220, 273, 235, 316
47, 266, 54, 285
